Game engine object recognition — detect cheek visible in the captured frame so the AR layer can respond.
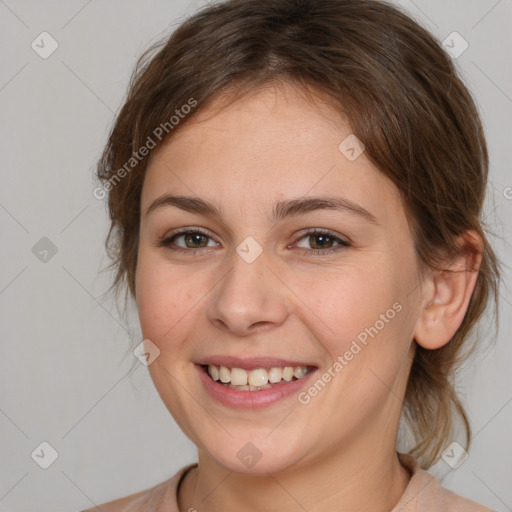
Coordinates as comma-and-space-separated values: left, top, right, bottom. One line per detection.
135, 253, 196, 343
294, 262, 400, 348
297, 255, 414, 390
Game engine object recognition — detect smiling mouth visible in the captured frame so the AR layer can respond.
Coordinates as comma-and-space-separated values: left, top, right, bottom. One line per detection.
201, 364, 316, 391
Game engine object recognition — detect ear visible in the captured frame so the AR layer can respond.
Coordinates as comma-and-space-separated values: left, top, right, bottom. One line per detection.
413, 231, 483, 350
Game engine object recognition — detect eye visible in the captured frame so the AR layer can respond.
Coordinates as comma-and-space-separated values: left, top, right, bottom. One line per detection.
294, 229, 351, 256
156, 227, 351, 256
158, 228, 218, 252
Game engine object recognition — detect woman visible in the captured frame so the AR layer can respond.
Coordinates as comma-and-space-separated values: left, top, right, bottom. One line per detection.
85, 0, 500, 510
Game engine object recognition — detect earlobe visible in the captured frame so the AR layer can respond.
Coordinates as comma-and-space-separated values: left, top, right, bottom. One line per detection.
413, 231, 483, 350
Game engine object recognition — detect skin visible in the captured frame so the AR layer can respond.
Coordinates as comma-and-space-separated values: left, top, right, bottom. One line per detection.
133, 81, 481, 512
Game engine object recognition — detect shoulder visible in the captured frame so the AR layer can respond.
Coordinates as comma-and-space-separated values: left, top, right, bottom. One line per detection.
81, 485, 160, 512
393, 453, 495, 512
80, 463, 197, 512
80, 480, 169, 512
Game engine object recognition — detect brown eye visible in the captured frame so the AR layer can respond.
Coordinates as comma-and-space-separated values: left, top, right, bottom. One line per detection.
159, 229, 218, 251
308, 233, 335, 250
295, 229, 351, 255
181, 232, 210, 248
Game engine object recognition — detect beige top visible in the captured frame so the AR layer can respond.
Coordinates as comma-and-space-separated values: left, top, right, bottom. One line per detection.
82, 452, 494, 511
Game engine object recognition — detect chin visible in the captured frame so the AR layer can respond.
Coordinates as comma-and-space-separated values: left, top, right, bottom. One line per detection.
194, 431, 306, 475
211, 449, 299, 475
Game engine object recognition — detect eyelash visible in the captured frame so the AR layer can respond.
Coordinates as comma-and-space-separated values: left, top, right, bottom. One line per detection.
156, 228, 351, 256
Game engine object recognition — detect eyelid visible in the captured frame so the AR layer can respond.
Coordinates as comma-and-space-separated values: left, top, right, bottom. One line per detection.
294, 227, 352, 246
158, 227, 219, 249
291, 228, 351, 256
163, 226, 216, 239
157, 226, 352, 256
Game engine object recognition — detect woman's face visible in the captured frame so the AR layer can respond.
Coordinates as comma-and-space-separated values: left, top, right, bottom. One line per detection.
135, 83, 424, 474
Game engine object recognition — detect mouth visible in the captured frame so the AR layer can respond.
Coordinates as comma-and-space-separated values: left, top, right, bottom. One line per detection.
199, 363, 316, 391
195, 357, 319, 408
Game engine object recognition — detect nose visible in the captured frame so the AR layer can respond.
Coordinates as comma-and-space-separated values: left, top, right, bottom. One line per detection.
206, 248, 290, 337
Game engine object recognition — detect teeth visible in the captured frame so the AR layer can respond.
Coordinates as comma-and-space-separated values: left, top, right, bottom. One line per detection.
230, 367, 248, 386
268, 367, 283, 383
229, 384, 250, 391
293, 366, 306, 379
250, 384, 272, 391
205, 364, 311, 389
225, 383, 274, 391
282, 366, 294, 381
248, 368, 268, 386
219, 365, 230, 383
208, 365, 220, 381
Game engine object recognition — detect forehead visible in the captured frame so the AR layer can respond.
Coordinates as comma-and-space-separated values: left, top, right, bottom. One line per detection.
141, 83, 402, 225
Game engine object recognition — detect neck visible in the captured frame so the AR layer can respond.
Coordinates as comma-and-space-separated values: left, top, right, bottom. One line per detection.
178, 438, 410, 512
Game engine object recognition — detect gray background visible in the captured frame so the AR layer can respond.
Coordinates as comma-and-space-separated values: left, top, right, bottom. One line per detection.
0, 1, 510, 511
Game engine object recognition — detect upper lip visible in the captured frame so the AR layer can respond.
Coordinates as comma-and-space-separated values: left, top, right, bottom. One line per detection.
196, 356, 317, 371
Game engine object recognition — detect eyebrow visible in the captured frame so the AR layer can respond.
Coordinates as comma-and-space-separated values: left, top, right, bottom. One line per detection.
145, 194, 379, 225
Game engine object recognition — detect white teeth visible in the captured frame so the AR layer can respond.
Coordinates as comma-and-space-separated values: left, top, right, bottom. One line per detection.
228, 384, 250, 391
205, 364, 311, 389
219, 365, 230, 383
208, 365, 220, 381
248, 368, 268, 386
268, 367, 283, 383
293, 366, 306, 379
230, 367, 248, 386
226, 383, 273, 391
282, 366, 294, 381
250, 384, 272, 390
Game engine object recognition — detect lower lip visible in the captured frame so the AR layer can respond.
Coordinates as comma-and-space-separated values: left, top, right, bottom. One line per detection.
196, 364, 317, 408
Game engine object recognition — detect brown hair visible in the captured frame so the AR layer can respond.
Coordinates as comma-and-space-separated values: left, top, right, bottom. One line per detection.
96, 0, 501, 468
